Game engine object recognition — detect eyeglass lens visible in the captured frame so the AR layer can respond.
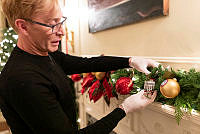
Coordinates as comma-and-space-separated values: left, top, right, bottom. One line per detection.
52, 18, 66, 33
52, 23, 63, 33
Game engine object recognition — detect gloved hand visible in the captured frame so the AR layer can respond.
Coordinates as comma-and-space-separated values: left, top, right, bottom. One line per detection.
120, 90, 157, 114
129, 57, 160, 75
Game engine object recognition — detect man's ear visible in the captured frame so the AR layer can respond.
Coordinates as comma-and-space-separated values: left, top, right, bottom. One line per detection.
15, 19, 28, 35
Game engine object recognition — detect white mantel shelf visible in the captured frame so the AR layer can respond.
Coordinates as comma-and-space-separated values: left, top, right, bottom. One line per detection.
150, 103, 200, 125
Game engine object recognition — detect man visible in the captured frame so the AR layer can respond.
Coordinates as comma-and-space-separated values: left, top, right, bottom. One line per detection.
0, 0, 158, 134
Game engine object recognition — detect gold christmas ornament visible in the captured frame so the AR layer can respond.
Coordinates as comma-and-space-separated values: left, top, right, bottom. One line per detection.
160, 79, 180, 98
91, 72, 96, 75
82, 73, 89, 77
95, 72, 106, 80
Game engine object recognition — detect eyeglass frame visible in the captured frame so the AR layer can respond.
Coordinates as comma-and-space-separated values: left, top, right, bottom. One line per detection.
23, 16, 67, 33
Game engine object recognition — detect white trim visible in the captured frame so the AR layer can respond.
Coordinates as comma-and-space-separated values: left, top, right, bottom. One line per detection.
146, 57, 200, 64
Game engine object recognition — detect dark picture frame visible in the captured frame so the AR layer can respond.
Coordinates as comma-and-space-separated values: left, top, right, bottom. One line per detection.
88, 0, 169, 33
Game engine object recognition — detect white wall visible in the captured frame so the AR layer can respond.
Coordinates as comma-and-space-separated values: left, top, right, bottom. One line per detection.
73, 0, 200, 58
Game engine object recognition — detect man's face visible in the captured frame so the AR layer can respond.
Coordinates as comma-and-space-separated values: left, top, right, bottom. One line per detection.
27, 4, 64, 53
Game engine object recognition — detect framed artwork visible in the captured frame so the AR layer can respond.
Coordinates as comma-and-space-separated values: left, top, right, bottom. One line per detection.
88, 0, 169, 33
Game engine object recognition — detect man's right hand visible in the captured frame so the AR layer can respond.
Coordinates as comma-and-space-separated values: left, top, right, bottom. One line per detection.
120, 90, 157, 114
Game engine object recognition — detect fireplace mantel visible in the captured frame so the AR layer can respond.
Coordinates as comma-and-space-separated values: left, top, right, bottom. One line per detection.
77, 89, 200, 134
76, 56, 200, 134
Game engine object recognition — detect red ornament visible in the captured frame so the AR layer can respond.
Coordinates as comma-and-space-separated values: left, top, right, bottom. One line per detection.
71, 74, 82, 82
116, 77, 133, 95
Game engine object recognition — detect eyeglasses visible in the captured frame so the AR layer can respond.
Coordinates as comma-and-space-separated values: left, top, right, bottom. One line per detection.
23, 16, 67, 33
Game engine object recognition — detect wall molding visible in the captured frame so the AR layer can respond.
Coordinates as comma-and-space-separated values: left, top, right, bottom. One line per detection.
145, 56, 200, 64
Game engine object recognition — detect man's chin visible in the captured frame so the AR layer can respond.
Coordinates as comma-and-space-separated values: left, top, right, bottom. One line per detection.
48, 46, 58, 52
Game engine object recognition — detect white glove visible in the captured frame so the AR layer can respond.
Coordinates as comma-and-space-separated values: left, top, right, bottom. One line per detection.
120, 90, 157, 114
129, 57, 160, 75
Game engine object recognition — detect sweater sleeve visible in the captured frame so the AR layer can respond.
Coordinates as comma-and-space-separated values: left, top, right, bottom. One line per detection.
79, 108, 126, 134
51, 51, 130, 75
9, 71, 126, 134
9, 72, 77, 134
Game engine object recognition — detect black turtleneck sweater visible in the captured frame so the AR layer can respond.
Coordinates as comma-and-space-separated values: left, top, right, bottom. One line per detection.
0, 46, 130, 134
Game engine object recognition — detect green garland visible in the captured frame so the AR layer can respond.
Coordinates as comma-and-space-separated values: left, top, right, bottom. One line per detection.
110, 65, 200, 124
